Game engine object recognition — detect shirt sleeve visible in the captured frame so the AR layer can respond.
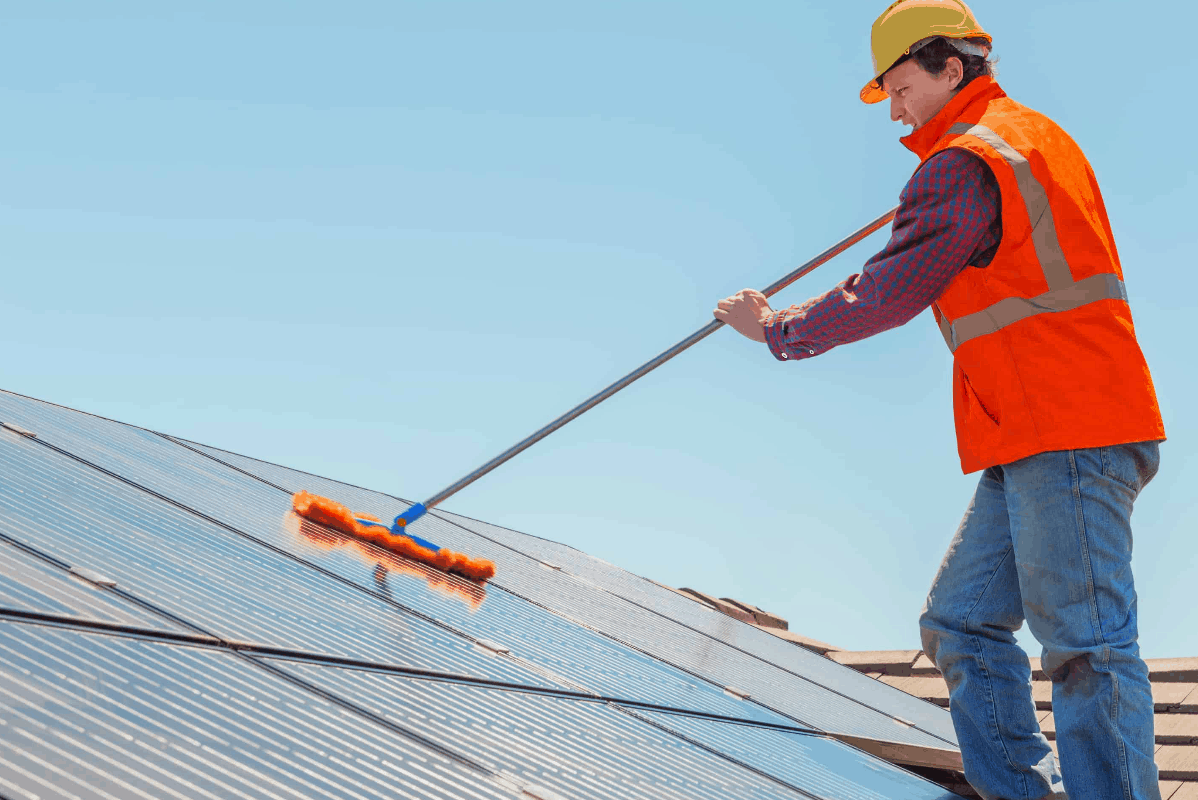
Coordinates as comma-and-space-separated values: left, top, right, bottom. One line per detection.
762, 147, 1001, 362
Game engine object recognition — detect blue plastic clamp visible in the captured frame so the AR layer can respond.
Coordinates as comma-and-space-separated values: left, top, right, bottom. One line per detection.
352, 502, 439, 552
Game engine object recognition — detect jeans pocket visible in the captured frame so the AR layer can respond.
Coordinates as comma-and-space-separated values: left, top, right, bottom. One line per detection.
1099, 441, 1161, 494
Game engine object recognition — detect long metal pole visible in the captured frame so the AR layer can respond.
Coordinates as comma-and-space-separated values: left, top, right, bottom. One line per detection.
421, 206, 898, 511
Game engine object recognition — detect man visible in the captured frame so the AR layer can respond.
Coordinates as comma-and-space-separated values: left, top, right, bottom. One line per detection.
713, 2, 1166, 798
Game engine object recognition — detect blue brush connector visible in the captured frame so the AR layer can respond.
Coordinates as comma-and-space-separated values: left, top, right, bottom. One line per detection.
352, 502, 439, 552
391, 503, 437, 550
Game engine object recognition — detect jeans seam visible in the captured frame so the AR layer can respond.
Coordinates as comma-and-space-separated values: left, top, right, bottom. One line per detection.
1069, 449, 1134, 800
1068, 449, 1104, 652
961, 544, 1029, 797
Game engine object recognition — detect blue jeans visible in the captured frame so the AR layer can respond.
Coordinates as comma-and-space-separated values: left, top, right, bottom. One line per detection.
919, 441, 1162, 800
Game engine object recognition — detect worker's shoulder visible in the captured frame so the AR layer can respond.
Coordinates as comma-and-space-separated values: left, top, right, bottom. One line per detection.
905, 147, 996, 199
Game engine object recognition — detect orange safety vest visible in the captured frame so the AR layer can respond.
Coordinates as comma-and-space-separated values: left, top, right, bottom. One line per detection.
900, 76, 1165, 473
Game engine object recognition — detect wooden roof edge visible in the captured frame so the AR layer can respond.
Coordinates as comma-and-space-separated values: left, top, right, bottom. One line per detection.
825, 731, 963, 773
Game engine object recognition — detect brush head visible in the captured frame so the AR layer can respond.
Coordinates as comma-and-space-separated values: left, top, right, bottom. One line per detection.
291, 491, 496, 583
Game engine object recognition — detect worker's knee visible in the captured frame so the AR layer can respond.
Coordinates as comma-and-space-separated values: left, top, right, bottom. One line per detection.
917, 601, 950, 671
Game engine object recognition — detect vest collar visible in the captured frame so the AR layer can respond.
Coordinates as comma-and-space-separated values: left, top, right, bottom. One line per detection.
900, 76, 1006, 159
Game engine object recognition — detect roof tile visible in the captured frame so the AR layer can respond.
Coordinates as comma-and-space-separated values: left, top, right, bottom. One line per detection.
1030, 681, 1054, 709
1157, 715, 1198, 746
910, 653, 939, 675
1148, 659, 1198, 684
1158, 745, 1198, 781
876, 675, 949, 706
1155, 684, 1198, 712
675, 588, 756, 624
1169, 781, 1198, 799
752, 626, 838, 654
827, 650, 922, 673
718, 597, 789, 630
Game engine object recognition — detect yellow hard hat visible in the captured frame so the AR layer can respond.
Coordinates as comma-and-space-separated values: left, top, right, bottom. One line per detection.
861, 0, 991, 104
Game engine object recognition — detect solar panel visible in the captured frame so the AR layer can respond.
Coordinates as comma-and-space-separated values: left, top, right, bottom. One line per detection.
0, 621, 520, 800
632, 710, 961, 800
0, 426, 547, 689
0, 393, 854, 727
272, 654, 959, 800
176, 434, 955, 746
438, 507, 957, 736
0, 387, 969, 798
0, 538, 190, 634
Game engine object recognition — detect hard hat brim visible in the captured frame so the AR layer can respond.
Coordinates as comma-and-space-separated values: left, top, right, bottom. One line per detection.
861, 79, 889, 104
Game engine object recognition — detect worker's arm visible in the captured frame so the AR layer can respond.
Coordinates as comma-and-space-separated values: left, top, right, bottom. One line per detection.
715, 148, 1000, 357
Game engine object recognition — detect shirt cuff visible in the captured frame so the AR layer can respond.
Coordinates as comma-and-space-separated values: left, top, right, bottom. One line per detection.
763, 310, 818, 362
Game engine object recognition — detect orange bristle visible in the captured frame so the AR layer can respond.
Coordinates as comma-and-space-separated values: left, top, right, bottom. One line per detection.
286, 511, 485, 609
291, 491, 496, 584
292, 491, 359, 536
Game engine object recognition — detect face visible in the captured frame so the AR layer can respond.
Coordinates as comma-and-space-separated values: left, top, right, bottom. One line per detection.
881, 56, 964, 130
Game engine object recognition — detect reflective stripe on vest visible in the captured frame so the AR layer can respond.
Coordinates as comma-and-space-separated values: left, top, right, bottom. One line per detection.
933, 123, 1127, 353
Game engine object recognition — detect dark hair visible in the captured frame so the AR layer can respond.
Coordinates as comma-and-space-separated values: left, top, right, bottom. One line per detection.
887, 36, 996, 92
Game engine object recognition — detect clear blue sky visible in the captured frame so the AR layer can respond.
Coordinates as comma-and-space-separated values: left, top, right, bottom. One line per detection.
3, 1, 1194, 658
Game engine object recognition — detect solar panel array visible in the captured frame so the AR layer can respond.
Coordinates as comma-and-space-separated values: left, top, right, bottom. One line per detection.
0, 387, 963, 799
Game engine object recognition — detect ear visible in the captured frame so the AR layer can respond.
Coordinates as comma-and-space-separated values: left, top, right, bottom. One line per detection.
946, 56, 964, 89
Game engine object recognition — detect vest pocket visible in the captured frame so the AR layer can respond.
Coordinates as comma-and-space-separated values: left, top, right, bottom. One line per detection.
961, 369, 1000, 427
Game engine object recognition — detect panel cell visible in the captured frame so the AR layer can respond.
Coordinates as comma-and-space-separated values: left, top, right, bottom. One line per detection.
0, 539, 189, 634
0, 620, 516, 800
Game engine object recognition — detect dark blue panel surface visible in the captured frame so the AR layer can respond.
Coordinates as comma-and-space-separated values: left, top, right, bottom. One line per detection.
0, 393, 808, 725
181, 437, 953, 747
634, 709, 965, 800
0, 621, 514, 800
0, 388, 955, 747
276, 655, 944, 800
0, 425, 548, 689
0, 538, 188, 634
433, 507, 957, 738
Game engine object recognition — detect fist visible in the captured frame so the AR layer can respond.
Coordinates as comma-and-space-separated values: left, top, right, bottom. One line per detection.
714, 289, 773, 343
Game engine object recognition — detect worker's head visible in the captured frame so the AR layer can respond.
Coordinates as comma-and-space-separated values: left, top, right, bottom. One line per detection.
880, 37, 994, 129
860, 0, 994, 130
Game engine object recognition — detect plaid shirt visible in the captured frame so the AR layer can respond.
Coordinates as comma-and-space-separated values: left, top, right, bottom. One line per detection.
763, 148, 1002, 361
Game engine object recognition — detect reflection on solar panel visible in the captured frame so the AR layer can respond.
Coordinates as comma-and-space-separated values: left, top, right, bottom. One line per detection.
0, 388, 965, 799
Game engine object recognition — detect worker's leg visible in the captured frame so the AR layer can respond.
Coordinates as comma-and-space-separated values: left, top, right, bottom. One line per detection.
919, 467, 1065, 800
1004, 442, 1161, 800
